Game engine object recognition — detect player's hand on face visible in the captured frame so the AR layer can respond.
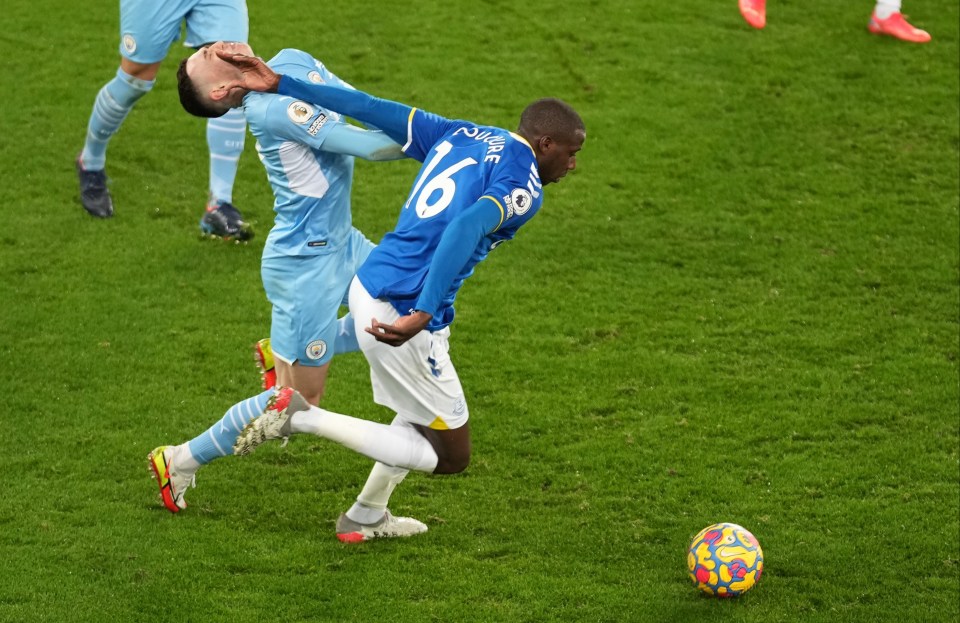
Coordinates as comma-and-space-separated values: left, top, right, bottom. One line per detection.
365, 311, 432, 347
216, 51, 281, 93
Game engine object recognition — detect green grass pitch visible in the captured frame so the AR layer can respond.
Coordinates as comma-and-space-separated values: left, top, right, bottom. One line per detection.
0, 0, 957, 621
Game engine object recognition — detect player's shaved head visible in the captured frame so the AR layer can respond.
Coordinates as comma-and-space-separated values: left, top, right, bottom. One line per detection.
518, 98, 584, 143
518, 98, 585, 185
177, 58, 228, 118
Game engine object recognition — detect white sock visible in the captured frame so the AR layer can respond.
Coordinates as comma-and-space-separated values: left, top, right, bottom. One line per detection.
347, 462, 409, 524
172, 443, 201, 475
875, 0, 901, 19
290, 406, 439, 472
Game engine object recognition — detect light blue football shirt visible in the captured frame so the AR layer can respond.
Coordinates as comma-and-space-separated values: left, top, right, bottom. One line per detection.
242, 49, 359, 259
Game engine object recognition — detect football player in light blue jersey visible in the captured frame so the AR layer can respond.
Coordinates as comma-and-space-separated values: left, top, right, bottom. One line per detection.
146, 43, 407, 516
76, 0, 254, 240
156, 49, 584, 541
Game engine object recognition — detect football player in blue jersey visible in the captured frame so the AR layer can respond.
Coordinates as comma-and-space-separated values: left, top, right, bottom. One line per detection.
147, 42, 407, 517
155, 46, 584, 541
76, 0, 254, 239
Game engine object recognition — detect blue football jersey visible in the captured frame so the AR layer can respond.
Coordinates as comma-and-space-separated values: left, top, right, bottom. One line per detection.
357, 110, 544, 329
242, 49, 359, 259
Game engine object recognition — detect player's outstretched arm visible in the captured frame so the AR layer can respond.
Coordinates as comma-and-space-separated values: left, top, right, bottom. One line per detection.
322, 124, 407, 161
219, 52, 440, 156
275, 76, 413, 147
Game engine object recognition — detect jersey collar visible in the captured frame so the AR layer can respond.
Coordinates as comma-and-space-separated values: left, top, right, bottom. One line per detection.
510, 132, 535, 156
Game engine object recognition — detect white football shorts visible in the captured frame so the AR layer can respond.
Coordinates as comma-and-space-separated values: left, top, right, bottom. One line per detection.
348, 277, 468, 431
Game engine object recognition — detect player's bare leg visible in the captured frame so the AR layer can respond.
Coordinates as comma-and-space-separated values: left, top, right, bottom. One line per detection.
120, 58, 161, 81
274, 358, 330, 406
412, 422, 471, 475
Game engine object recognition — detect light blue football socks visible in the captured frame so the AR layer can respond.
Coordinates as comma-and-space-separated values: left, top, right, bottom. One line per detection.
206, 107, 246, 204
186, 389, 274, 465
81, 68, 154, 171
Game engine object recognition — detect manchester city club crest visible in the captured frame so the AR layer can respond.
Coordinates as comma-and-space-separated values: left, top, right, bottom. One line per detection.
306, 339, 327, 360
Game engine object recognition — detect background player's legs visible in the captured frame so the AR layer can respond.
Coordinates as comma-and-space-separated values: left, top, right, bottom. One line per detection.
196, 70, 251, 240
77, 59, 158, 217
205, 108, 246, 207
81, 60, 158, 170
186, 0, 252, 238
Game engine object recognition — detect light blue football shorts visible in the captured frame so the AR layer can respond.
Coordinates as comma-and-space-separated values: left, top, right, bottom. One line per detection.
262, 228, 375, 368
119, 0, 248, 64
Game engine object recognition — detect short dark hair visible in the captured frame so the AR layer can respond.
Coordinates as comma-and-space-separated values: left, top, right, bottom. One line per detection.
518, 98, 584, 142
176, 58, 227, 118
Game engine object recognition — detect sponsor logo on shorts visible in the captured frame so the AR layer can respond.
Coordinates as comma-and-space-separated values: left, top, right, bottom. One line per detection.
287, 101, 314, 124
307, 113, 328, 136
306, 339, 327, 360
122, 34, 137, 54
307, 71, 324, 84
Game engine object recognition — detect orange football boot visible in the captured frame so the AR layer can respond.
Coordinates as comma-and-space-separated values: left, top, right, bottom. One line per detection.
739, 0, 766, 29
868, 12, 931, 43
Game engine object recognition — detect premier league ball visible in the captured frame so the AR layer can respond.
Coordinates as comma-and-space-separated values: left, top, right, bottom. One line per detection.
687, 523, 764, 597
